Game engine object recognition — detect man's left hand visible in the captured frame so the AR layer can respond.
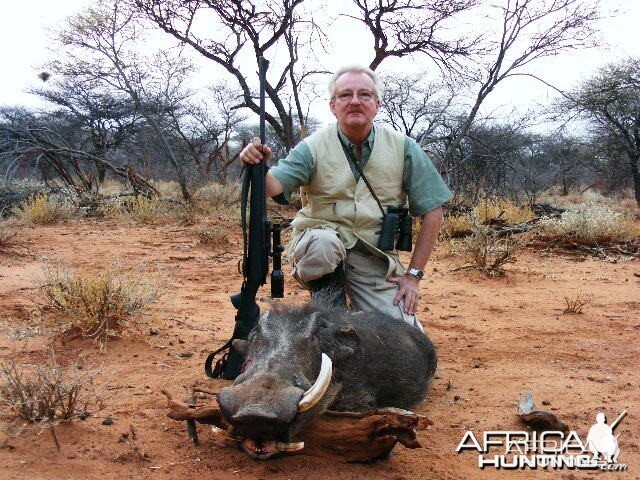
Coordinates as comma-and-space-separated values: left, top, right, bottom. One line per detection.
389, 275, 420, 315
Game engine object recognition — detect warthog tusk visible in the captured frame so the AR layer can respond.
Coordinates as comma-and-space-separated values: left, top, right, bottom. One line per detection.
297, 353, 332, 412
275, 441, 305, 452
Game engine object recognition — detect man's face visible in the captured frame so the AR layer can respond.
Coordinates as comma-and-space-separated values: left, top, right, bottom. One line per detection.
329, 72, 380, 134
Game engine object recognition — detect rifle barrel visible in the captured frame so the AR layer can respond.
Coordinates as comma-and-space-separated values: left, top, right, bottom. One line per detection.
610, 410, 627, 431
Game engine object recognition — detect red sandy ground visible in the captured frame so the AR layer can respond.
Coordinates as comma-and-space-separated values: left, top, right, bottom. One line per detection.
0, 216, 638, 480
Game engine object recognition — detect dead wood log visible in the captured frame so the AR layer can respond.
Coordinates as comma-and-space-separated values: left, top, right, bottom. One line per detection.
161, 389, 432, 462
531, 237, 640, 259
161, 389, 228, 426
297, 408, 432, 462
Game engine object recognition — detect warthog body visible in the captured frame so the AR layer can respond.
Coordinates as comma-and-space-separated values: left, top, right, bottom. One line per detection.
217, 303, 437, 459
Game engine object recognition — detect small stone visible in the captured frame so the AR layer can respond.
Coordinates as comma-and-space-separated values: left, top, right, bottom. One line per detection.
102, 417, 113, 426
453, 395, 461, 402
542, 400, 551, 406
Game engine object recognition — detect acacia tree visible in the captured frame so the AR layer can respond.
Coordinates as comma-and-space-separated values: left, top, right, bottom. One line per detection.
53, 0, 195, 200
134, 0, 329, 150
378, 74, 457, 141
348, 0, 479, 71
538, 134, 592, 196
30, 77, 139, 187
442, 0, 600, 164
0, 108, 158, 196
560, 58, 640, 206
167, 84, 248, 182
347, 0, 599, 203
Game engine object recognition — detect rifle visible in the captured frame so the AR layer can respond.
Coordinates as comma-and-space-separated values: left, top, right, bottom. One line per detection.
204, 56, 284, 380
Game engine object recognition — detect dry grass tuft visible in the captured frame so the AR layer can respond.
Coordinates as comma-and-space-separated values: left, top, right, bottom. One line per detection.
153, 180, 183, 200
0, 222, 15, 249
193, 182, 241, 211
121, 196, 169, 224
453, 216, 525, 276
97, 178, 127, 196
440, 214, 472, 239
11, 194, 78, 225
563, 291, 592, 314
174, 204, 202, 226
472, 198, 535, 225
99, 195, 197, 224
538, 188, 638, 217
538, 201, 639, 244
0, 350, 103, 449
107, 196, 170, 224
441, 199, 535, 240
196, 226, 229, 247
35, 267, 163, 352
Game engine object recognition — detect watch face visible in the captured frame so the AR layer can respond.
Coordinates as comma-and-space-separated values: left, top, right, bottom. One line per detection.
409, 268, 424, 279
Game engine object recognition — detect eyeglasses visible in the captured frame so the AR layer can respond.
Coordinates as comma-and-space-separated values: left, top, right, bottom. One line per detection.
334, 90, 377, 103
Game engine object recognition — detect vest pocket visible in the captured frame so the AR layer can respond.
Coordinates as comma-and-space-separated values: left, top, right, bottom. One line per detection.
309, 200, 337, 222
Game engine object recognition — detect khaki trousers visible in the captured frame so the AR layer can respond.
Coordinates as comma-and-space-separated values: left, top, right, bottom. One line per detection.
290, 228, 423, 331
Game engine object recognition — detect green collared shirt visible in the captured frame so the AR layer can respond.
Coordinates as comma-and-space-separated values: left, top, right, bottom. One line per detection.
270, 124, 452, 217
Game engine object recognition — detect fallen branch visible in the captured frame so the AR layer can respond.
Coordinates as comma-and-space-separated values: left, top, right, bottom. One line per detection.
530, 237, 640, 259
161, 389, 432, 462
161, 389, 227, 426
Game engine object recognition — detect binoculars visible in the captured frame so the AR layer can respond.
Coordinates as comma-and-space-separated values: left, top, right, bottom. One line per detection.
377, 206, 412, 252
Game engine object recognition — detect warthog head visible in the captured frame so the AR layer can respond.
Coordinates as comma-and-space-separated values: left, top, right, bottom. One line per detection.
218, 309, 335, 459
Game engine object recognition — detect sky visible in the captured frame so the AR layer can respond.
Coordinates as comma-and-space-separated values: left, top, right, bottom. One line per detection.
1, 0, 639, 128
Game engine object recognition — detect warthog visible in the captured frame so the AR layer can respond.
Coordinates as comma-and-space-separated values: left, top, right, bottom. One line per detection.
217, 303, 437, 459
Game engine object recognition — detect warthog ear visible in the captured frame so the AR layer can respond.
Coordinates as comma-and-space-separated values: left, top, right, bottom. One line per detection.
334, 326, 359, 361
232, 339, 248, 357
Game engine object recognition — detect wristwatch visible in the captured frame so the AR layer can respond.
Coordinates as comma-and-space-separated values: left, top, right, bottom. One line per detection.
406, 268, 424, 280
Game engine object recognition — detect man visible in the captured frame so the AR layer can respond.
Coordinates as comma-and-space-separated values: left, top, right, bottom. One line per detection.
587, 413, 620, 463
239, 65, 452, 330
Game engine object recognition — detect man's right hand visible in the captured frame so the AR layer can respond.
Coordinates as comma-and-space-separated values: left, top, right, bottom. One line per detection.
240, 137, 272, 166
239, 136, 284, 197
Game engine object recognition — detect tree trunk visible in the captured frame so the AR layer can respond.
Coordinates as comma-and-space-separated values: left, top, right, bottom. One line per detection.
145, 115, 191, 202
629, 152, 640, 208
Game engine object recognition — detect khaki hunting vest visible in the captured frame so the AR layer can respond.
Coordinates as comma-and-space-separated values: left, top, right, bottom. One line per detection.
290, 123, 407, 278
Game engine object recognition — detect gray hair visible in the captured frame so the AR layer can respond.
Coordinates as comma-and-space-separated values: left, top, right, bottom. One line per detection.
328, 65, 383, 99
